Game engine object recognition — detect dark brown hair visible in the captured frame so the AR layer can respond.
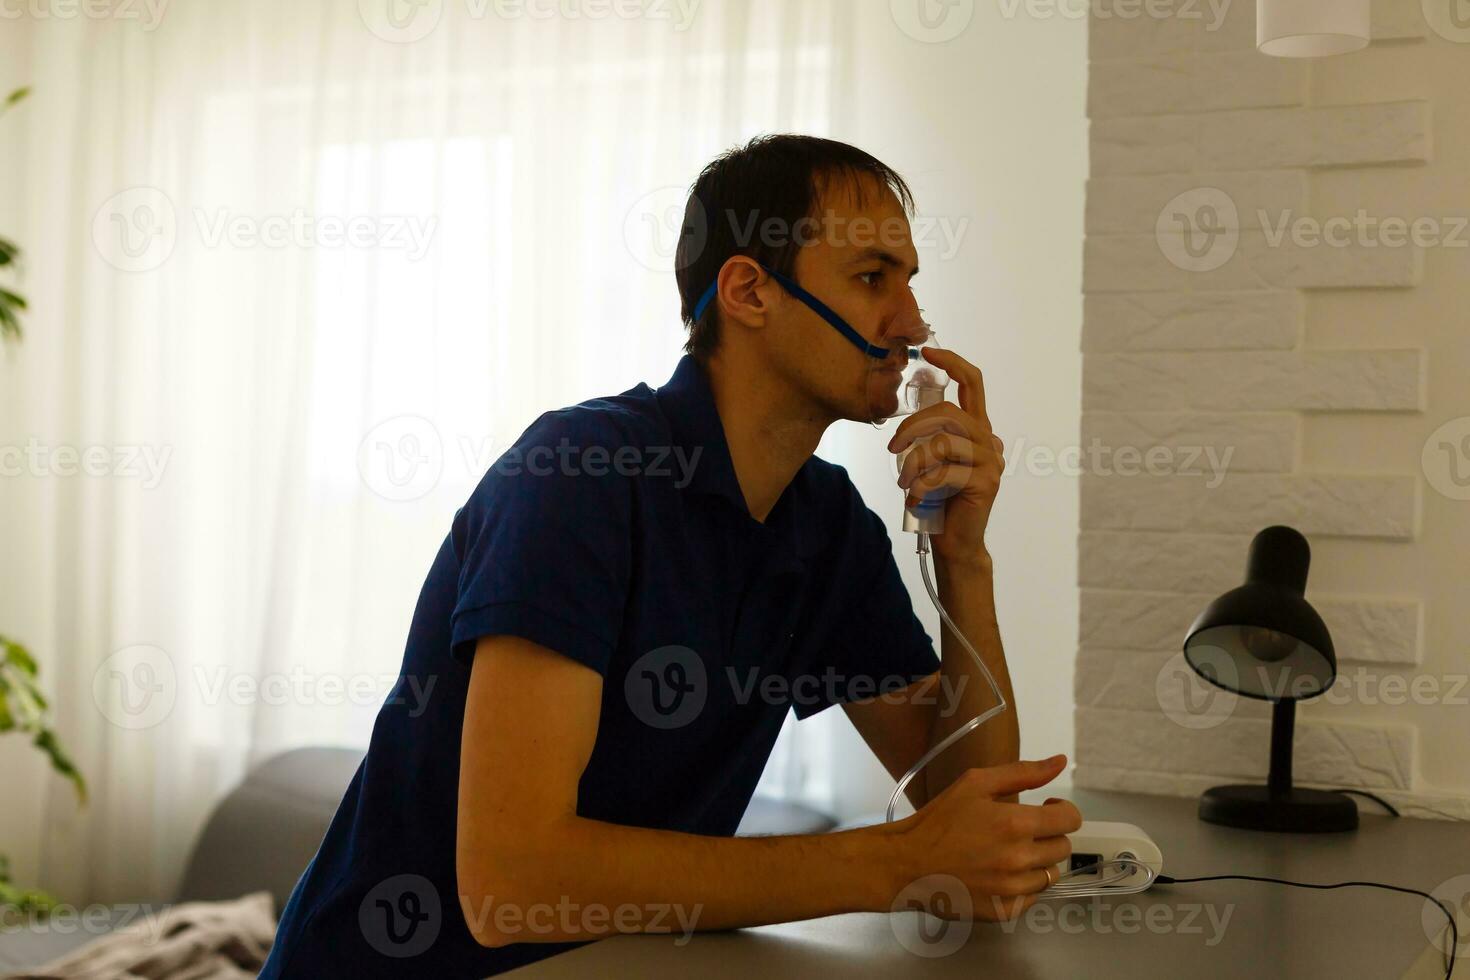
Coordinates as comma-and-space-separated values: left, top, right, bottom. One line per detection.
675, 135, 915, 363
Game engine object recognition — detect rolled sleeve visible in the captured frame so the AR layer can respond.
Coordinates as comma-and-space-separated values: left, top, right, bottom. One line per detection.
449, 410, 634, 676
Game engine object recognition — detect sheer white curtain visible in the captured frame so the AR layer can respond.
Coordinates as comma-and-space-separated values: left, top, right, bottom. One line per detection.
1, 0, 874, 906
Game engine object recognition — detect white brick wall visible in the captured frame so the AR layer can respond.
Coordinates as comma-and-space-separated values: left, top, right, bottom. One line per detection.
1072, 766, 1470, 821
1078, 589, 1422, 664
1082, 291, 1301, 350
1081, 411, 1299, 471
1090, 102, 1432, 174
1086, 170, 1308, 231
1077, 0, 1465, 814
1088, 0, 1424, 60
1081, 472, 1422, 536
1083, 350, 1425, 411
1088, 52, 1307, 118
1085, 233, 1424, 291
1076, 705, 1416, 789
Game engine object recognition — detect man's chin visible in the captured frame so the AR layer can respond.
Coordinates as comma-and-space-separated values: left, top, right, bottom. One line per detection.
857, 385, 901, 424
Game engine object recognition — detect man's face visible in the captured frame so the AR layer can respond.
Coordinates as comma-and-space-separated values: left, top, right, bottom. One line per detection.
764, 173, 923, 423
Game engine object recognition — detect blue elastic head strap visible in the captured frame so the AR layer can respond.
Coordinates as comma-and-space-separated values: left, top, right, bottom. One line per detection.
691, 263, 892, 360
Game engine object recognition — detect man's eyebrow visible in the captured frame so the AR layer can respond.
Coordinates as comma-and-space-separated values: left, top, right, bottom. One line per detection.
846, 247, 920, 277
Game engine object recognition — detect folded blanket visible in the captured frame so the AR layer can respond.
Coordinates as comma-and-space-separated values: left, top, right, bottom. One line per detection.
8, 892, 275, 980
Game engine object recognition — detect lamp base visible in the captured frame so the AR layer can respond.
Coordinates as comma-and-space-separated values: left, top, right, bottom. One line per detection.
1198, 784, 1359, 833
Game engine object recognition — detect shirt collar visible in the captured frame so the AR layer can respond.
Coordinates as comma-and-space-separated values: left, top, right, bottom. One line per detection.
654, 354, 823, 561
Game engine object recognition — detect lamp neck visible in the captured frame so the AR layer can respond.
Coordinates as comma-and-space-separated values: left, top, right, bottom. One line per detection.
1268, 698, 1296, 796
1246, 525, 1311, 594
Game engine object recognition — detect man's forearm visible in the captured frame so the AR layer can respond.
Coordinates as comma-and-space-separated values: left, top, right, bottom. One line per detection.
921, 550, 1021, 803
464, 815, 912, 946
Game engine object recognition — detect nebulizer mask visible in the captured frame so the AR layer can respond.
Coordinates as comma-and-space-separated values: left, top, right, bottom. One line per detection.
864, 307, 949, 424
864, 306, 952, 535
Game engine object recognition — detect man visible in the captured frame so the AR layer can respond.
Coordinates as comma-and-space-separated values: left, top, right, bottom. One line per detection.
262, 134, 1081, 978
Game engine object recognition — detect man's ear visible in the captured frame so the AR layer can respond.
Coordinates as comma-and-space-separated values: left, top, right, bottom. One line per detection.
716, 257, 775, 332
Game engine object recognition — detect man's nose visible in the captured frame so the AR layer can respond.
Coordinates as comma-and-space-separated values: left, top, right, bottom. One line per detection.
882, 306, 931, 347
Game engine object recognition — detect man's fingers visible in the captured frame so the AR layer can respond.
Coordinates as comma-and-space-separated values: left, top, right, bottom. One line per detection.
1023, 834, 1074, 871
972, 755, 1068, 800
1011, 834, 1073, 871
896, 434, 977, 491
981, 869, 1056, 898
887, 405, 975, 454
1031, 799, 1085, 838
907, 464, 969, 509
916, 346, 991, 432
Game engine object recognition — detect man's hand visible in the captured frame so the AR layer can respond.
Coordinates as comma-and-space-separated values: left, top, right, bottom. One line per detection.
894, 755, 1082, 921
886, 346, 1003, 570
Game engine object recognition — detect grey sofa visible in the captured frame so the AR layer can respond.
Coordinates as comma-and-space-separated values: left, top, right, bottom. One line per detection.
0, 747, 836, 973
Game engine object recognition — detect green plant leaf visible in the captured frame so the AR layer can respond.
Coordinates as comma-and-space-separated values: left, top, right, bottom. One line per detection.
0, 288, 26, 311
0, 877, 59, 920
0, 629, 90, 816
0, 301, 19, 343
24, 680, 47, 713
0, 857, 55, 922
33, 730, 86, 805
4, 641, 38, 677
3, 87, 29, 109
0, 237, 19, 266
4, 666, 46, 725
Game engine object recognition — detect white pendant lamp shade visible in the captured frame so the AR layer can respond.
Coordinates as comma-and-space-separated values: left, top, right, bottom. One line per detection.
1257, 0, 1370, 57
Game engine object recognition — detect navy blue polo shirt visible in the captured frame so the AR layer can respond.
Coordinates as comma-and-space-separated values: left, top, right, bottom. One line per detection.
261, 354, 939, 978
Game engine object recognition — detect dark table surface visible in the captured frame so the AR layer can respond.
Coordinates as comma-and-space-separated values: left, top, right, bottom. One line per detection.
506, 787, 1470, 979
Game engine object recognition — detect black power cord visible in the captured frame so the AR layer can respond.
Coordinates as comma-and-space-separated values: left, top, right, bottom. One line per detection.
1332, 788, 1402, 817
1155, 872, 1458, 980
1332, 788, 1469, 822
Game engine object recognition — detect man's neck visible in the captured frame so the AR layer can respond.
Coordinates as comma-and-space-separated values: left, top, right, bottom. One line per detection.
703, 352, 833, 524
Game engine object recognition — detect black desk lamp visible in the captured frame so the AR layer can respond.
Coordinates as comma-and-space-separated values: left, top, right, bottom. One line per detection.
1181, 525, 1358, 833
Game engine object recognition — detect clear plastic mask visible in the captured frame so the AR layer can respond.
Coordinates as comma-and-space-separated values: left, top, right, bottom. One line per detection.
865, 308, 951, 426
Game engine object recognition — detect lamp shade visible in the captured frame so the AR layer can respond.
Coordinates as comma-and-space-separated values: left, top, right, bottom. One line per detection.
1257, 0, 1369, 57
1183, 526, 1337, 700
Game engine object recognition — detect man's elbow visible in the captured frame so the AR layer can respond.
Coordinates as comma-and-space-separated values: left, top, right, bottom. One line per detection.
457, 829, 576, 948
457, 856, 513, 948
459, 864, 547, 948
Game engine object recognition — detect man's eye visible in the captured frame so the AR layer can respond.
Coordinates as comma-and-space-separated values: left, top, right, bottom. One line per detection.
858, 270, 883, 287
